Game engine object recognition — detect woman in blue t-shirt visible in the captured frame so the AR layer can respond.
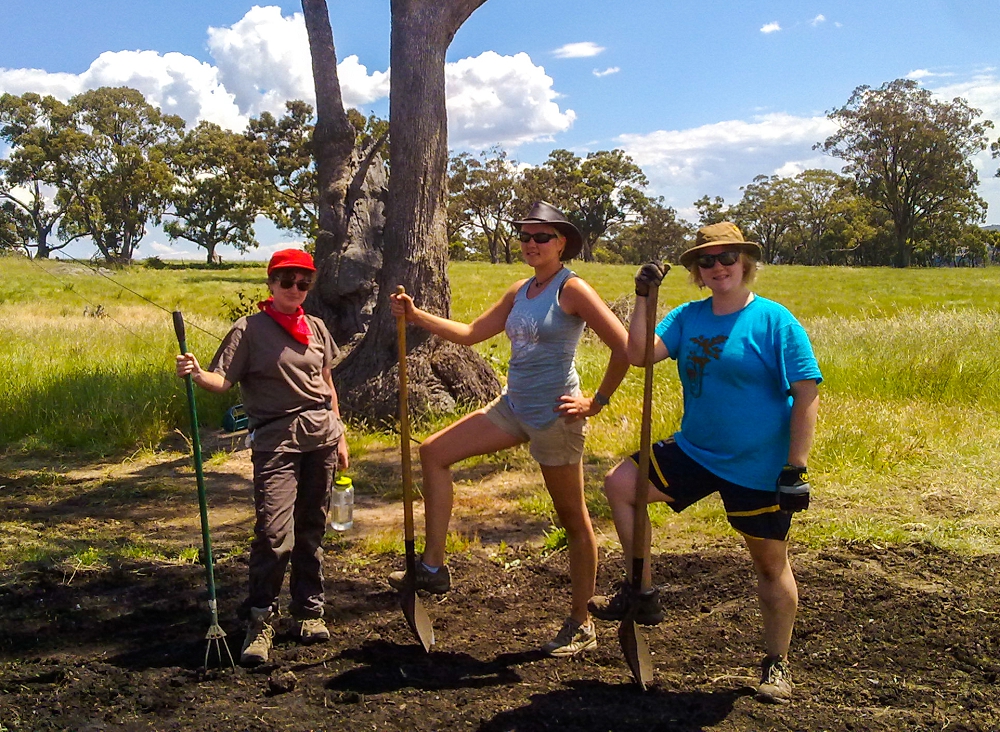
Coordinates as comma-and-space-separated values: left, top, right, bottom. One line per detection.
589, 222, 821, 705
387, 201, 630, 658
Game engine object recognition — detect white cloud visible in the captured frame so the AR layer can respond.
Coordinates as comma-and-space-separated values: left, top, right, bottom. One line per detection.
552, 42, 605, 59
336, 56, 390, 107
207, 5, 313, 118
0, 50, 247, 130
810, 15, 826, 26
0, 6, 390, 132
593, 67, 620, 78
761, 22, 782, 34
930, 71, 1000, 122
445, 51, 575, 148
0, 67, 83, 100
617, 113, 840, 213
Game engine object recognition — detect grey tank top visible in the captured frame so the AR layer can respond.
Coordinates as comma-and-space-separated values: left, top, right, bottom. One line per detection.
503, 267, 585, 429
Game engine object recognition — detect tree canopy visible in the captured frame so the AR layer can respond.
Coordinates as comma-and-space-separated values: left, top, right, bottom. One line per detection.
818, 78, 993, 267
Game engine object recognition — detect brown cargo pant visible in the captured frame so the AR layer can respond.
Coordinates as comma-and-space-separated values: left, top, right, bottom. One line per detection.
242, 445, 337, 619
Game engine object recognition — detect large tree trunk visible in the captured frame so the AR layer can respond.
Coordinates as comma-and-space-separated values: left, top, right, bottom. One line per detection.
301, 0, 389, 346
331, 0, 499, 423
301, 0, 356, 265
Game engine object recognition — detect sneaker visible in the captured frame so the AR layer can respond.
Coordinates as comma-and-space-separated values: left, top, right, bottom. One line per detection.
756, 655, 793, 704
240, 607, 275, 666
387, 562, 451, 594
297, 617, 330, 644
541, 618, 597, 657
588, 582, 664, 626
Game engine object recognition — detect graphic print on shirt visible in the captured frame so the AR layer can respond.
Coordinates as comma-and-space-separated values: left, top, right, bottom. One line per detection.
507, 311, 540, 360
684, 334, 728, 398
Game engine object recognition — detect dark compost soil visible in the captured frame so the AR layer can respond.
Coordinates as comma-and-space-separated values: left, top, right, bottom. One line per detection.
1, 541, 998, 731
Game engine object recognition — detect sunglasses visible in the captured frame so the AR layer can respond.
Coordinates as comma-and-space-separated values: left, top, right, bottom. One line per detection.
518, 231, 562, 244
276, 274, 313, 291
696, 251, 741, 269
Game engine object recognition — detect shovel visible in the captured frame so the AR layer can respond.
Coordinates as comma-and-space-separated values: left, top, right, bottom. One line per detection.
395, 286, 435, 652
172, 311, 235, 670
617, 281, 659, 690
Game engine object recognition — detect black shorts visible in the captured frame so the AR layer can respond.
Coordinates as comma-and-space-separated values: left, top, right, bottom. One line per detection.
630, 437, 791, 541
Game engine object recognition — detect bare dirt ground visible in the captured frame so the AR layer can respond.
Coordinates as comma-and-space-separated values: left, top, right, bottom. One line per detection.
1, 435, 999, 731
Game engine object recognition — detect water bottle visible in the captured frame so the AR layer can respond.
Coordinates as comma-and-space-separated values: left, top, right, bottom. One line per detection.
329, 475, 354, 531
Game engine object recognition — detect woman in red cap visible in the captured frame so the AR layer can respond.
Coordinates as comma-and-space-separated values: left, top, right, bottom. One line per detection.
176, 248, 349, 666
388, 201, 630, 657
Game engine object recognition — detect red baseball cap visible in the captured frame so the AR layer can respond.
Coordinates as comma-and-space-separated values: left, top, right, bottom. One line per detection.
267, 248, 316, 275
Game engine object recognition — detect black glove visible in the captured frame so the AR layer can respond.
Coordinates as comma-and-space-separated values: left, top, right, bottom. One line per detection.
635, 261, 669, 297
776, 464, 810, 512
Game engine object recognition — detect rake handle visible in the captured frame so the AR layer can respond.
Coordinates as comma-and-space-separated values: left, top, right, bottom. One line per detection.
172, 310, 220, 612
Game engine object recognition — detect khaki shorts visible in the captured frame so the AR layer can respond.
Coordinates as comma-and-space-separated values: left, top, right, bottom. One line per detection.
483, 395, 586, 466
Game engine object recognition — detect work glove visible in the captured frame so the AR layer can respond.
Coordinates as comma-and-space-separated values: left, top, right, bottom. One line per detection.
776, 464, 810, 512
634, 261, 670, 297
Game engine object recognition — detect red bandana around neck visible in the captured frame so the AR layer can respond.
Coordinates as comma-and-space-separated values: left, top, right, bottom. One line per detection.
258, 298, 312, 345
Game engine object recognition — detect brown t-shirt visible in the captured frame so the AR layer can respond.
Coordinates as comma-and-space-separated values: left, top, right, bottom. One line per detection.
210, 312, 345, 453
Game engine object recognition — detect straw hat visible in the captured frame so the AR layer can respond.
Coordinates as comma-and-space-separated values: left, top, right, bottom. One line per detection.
679, 222, 763, 268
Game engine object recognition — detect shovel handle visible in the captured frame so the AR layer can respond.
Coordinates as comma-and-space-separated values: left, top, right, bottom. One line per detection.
630, 283, 659, 589
395, 286, 416, 547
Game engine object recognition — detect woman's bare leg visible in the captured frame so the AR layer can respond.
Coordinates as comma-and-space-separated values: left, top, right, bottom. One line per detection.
540, 461, 596, 624
418, 411, 523, 567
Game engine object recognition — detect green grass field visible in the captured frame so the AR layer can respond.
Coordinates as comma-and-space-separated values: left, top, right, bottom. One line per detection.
3, 255, 1000, 554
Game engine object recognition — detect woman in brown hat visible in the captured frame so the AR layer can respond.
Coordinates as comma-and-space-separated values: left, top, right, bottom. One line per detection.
388, 201, 629, 657
176, 249, 349, 666
589, 222, 821, 703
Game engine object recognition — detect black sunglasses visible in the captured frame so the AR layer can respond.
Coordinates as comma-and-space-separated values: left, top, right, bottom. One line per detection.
696, 251, 741, 269
276, 274, 313, 291
518, 231, 562, 244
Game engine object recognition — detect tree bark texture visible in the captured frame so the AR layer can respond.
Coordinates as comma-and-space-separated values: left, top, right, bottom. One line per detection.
331, 0, 499, 423
301, 0, 358, 265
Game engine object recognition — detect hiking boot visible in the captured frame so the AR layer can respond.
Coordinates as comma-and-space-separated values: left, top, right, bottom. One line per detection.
297, 617, 330, 644
387, 562, 451, 594
588, 582, 664, 626
541, 618, 597, 657
240, 607, 275, 666
756, 655, 793, 704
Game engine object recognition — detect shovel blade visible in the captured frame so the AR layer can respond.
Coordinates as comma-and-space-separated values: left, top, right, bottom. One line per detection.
400, 589, 435, 653
618, 618, 653, 690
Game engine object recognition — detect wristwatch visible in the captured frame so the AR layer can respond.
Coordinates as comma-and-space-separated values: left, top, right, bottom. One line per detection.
593, 392, 610, 407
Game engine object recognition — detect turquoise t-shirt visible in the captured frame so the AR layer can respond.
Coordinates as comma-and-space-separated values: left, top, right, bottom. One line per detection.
655, 295, 822, 492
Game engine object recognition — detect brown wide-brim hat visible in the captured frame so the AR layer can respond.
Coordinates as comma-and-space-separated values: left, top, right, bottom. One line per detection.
511, 201, 583, 261
679, 222, 763, 269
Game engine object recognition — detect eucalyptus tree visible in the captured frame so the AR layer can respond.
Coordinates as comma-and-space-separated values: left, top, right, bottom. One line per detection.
247, 100, 319, 241
782, 169, 866, 264
164, 121, 268, 264
303, 0, 498, 421
730, 175, 797, 263
518, 148, 648, 261
0, 199, 33, 254
0, 92, 83, 258
448, 145, 519, 263
818, 79, 993, 267
692, 195, 729, 227
54, 86, 184, 264
611, 195, 690, 265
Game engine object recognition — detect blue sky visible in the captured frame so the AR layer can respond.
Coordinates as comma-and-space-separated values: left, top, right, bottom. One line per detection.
2, 0, 999, 260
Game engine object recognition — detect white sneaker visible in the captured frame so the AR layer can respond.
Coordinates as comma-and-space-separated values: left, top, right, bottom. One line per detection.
541, 618, 597, 657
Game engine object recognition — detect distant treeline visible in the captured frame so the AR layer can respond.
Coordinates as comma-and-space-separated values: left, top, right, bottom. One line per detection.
3, 79, 999, 267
